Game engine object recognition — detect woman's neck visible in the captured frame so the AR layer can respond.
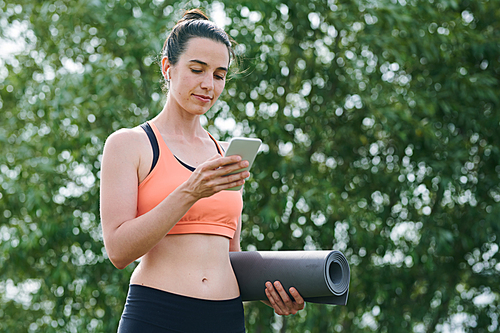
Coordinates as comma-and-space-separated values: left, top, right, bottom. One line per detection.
153, 99, 206, 140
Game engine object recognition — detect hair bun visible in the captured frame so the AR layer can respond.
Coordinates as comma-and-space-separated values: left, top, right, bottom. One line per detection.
179, 8, 209, 23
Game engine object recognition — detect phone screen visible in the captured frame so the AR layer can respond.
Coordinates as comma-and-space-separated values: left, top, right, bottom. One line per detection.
224, 137, 261, 190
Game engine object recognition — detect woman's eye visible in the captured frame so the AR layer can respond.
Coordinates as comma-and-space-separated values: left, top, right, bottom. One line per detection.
214, 72, 226, 80
191, 69, 202, 73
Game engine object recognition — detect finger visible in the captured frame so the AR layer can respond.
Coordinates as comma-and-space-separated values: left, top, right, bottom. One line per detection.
265, 292, 285, 316
265, 282, 286, 315
273, 281, 296, 314
223, 168, 250, 181
188, 166, 248, 198
208, 165, 249, 189
198, 154, 242, 172
209, 166, 249, 187
194, 157, 247, 182
215, 155, 244, 168
289, 287, 305, 311
201, 160, 250, 184
211, 178, 246, 193
271, 282, 293, 316
216, 160, 249, 177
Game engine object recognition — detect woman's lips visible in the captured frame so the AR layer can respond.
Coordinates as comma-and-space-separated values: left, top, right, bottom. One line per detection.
193, 94, 212, 103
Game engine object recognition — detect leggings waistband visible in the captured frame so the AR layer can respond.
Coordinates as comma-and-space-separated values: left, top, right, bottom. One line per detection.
118, 284, 246, 333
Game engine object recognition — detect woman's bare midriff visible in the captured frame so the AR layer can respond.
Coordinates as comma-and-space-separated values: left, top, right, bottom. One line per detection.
130, 233, 240, 300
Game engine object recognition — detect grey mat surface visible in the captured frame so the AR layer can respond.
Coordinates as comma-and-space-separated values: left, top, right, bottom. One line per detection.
229, 250, 349, 305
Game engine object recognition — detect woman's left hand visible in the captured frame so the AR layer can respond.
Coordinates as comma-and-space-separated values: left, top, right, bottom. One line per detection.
263, 281, 305, 316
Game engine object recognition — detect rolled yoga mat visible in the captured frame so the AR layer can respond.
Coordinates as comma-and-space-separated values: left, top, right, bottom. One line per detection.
229, 250, 349, 305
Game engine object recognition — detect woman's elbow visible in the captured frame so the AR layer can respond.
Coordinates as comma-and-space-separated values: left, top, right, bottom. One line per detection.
109, 254, 132, 270
105, 244, 132, 270
110, 257, 129, 270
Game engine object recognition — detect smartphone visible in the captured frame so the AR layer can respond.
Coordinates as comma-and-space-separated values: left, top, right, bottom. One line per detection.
224, 137, 262, 191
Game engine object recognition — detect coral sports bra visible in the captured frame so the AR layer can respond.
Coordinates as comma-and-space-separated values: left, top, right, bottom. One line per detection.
136, 122, 243, 239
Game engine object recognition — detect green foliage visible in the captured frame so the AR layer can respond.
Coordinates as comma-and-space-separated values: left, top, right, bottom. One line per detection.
1, 0, 499, 332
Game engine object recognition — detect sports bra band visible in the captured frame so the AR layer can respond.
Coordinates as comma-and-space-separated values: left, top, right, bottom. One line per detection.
174, 155, 196, 172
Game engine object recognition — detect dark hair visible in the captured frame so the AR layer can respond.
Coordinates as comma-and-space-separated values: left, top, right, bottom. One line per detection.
162, 9, 236, 66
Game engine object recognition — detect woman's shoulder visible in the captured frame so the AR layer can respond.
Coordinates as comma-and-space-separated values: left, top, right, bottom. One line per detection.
103, 125, 150, 158
101, 125, 154, 183
105, 126, 146, 145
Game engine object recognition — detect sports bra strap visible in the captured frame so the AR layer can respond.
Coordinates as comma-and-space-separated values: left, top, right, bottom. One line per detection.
140, 122, 159, 173
207, 132, 225, 155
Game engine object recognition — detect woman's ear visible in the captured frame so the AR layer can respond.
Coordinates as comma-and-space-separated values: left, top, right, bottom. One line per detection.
161, 57, 170, 81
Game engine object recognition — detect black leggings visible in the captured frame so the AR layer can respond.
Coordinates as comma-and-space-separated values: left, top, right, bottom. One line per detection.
117, 284, 246, 333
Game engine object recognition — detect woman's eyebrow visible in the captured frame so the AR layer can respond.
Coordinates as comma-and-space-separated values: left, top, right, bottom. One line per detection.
189, 59, 228, 72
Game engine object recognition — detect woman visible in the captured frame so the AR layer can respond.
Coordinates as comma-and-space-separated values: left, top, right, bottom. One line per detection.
100, 9, 304, 332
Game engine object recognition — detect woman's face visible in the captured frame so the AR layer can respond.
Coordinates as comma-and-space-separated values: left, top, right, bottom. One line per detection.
163, 37, 230, 116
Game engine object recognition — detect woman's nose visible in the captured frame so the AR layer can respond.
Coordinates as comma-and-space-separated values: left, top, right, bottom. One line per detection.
200, 73, 214, 90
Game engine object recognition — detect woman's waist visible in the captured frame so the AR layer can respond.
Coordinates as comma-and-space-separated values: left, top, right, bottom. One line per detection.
130, 234, 240, 300
130, 260, 240, 300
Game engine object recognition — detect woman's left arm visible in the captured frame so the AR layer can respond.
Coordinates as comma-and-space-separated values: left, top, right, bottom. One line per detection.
231, 220, 304, 315
225, 149, 304, 316
229, 217, 304, 315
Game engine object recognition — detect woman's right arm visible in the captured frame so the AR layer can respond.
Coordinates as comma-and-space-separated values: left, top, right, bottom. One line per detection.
99, 129, 249, 269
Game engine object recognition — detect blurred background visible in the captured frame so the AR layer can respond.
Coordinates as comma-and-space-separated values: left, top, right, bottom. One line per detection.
0, 0, 499, 332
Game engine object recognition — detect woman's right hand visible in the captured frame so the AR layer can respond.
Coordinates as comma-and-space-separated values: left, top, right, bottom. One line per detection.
183, 154, 249, 199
